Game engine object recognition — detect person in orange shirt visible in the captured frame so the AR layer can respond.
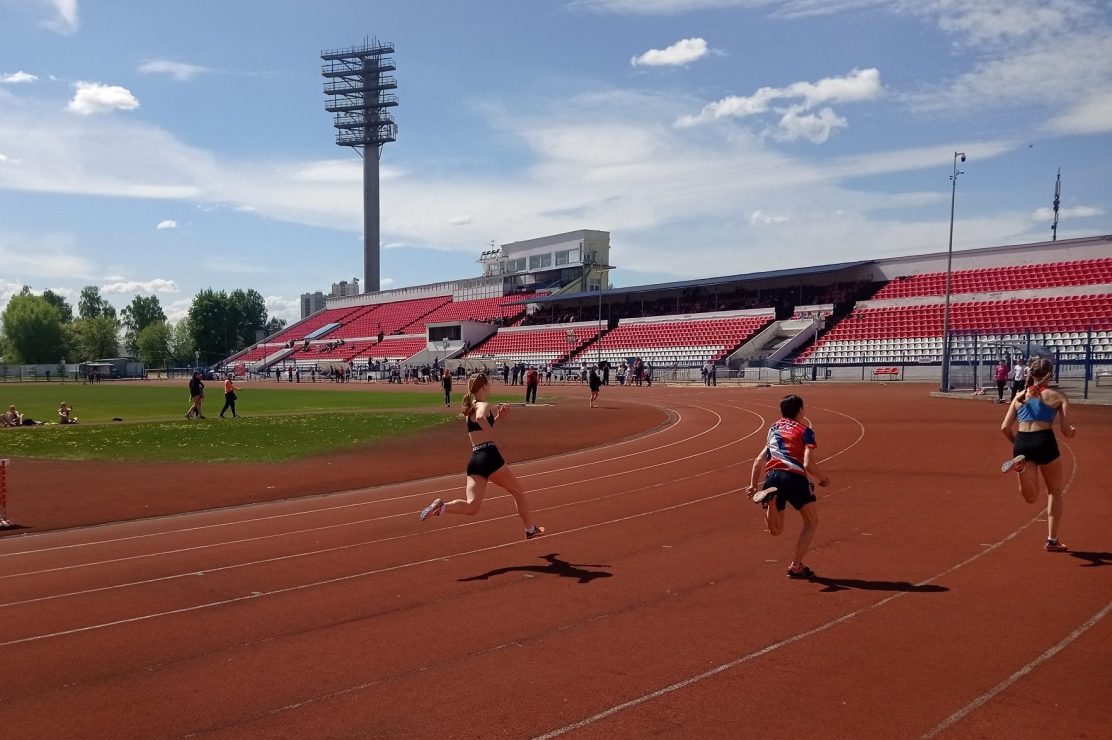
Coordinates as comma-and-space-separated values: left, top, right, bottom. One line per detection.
220, 376, 241, 418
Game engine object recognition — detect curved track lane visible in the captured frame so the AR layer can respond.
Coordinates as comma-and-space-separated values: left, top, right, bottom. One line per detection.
0, 384, 1108, 739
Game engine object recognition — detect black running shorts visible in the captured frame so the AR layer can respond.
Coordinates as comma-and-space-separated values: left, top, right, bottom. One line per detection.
1013, 429, 1060, 466
764, 469, 816, 511
466, 442, 506, 479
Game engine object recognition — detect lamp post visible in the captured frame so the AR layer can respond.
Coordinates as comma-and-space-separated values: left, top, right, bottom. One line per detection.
940, 151, 966, 392
597, 275, 604, 366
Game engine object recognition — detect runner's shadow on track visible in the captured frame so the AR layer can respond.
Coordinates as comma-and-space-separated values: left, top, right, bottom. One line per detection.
1069, 551, 1112, 567
458, 553, 613, 584
808, 576, 949, 593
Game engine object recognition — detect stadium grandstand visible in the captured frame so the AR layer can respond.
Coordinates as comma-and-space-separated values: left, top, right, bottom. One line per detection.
219, 231, 1112, 393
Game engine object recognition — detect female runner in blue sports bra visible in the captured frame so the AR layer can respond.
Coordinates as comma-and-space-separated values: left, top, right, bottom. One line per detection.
1000, 357, 1076, 552
419, 372, 544, 539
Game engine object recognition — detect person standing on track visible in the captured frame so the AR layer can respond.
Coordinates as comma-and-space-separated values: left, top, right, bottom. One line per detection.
745, 394, 830, 579
1000, 357, 1076, 552
524, 365, 539, 404
419, 373, 545, 540
588, 367, 602, 408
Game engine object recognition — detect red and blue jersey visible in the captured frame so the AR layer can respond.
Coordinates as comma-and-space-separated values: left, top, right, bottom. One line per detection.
764, 418, 816, 476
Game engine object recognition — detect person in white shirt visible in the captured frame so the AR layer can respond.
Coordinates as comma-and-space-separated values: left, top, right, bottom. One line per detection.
1010, 358, 1027, 400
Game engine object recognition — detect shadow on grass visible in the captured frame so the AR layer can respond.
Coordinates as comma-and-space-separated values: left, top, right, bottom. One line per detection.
808, 576, 949, 593
459, 553, 612, 584
1069, 551, 1112, 567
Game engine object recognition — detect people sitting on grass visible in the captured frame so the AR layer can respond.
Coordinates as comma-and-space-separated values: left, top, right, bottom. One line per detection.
58, 402, 78, 424
2, 405, 40, 426
2, 404, 23, 427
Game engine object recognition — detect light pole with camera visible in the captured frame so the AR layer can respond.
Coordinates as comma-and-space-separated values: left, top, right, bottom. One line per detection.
940, 151, 965, 393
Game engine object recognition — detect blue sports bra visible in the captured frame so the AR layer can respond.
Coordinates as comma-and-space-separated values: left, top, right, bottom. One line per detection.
1016, 394, 1057, 424
466, 412, 496, 432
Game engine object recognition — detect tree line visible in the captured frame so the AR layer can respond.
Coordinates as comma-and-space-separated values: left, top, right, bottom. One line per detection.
0, 286, 287, 368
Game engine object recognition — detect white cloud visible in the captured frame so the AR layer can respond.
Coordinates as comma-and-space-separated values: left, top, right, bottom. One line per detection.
0, 75, 1066, 294
1032, 205, 1103, 220
918, 0, 1100, 47
774, 106, 847, 143
0, 71, 38, 84
67, 82, 140, 115
631, 37, 709, 67
163, 298, 192, 325
0, 152, 8, 163
101, 278, 179, 295
0, 278, 23, 315
749, 209, 790, 224
138, 60, 211, 81
908, 31, 1112, 113
156, 219, 177, 230
8, 0, 82, 34
448, 214, 472, 226
1047, 90, 1112, 135
380, 278, 396, 288
678, 68, 881, 137
264, 295, 300, 324
44, 0, 78, 34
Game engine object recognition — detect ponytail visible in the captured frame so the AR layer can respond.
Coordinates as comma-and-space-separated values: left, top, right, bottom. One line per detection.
459, 372, 489, 418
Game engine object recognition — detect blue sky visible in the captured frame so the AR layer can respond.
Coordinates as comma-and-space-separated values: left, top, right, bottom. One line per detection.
1, 0, 1110, 325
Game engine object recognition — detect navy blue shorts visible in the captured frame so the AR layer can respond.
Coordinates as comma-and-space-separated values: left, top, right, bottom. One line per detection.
1013, 429, 1060, 466
764, 469, 816, 511
466, 442, 505, 479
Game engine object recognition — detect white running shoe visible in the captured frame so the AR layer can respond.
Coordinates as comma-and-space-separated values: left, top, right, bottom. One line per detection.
750, 487, 779, 506
419, 498, 443, 521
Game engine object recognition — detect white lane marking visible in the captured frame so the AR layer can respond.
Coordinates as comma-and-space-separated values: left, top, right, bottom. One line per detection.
921, 597, 1112, 739
529, 440, 1079, 740
0, 454, 757, 610
0, 400, 700, 559
0, 406, 761, 581
0, 488, 743, 648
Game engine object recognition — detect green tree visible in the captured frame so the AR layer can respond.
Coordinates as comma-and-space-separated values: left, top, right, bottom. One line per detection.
264, 316, 287, 336
135, 321, 172, 367
68, 315, 120, 361
41, 289, 74, 322
229, 288, 267, 347
78, 285, 117, 320
188, 289, 229, 364
167, 317, 196, 365
121, 295, 167, 354
0, 294, 66, 363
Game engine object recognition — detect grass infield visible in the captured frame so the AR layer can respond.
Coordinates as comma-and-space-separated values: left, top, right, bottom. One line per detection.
0, 383, 516, 463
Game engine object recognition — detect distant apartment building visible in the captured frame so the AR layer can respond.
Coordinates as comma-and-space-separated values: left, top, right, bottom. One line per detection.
300, 277, 360, 319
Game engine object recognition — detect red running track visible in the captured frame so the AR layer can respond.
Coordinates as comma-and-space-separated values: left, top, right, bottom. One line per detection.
0, 384, 1109, 739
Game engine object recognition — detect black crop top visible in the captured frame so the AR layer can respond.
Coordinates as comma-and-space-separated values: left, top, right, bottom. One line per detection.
466, 412, 496, 432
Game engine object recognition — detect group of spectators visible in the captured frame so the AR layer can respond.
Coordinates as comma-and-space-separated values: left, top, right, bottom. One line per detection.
306, 339, 346, 354
2, 402, 77, 427
993, 357, 1037, 404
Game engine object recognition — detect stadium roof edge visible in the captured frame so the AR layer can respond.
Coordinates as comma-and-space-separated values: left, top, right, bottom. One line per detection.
507, 260, 871, 305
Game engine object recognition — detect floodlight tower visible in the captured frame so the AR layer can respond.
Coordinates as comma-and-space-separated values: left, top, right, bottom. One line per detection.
322, 39, 398, 293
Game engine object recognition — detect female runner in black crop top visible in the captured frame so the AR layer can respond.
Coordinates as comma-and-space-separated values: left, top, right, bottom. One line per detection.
419, 372, 544, 539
